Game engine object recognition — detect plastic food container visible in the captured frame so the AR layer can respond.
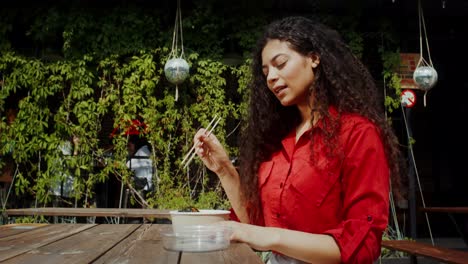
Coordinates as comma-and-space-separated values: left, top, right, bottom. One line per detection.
170, 209, 230, 232
161, 225, 233, 252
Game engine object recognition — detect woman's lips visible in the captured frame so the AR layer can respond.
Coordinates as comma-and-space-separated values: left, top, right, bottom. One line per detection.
274, 85, 287, 94
274, 85, 287, 96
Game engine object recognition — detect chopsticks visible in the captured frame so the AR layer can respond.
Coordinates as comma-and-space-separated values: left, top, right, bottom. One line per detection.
181, 115, 221, 169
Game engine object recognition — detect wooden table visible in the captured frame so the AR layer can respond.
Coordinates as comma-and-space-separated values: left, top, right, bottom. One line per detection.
0, 223, 263, 264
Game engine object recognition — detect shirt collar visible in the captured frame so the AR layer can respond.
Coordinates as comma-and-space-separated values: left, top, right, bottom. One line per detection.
280, 105, 339, 160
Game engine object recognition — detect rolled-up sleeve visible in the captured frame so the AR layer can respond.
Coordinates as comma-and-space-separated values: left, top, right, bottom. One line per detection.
323, 121, 390, 263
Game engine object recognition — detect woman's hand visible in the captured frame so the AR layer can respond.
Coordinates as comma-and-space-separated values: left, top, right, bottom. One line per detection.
193, 129, 247, 222
220, 221, 341, 264
193, 128, 232, 176
220, 221, 275, 251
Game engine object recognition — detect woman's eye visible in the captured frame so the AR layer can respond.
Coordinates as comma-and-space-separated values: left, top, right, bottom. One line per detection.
276, 60, 286, 69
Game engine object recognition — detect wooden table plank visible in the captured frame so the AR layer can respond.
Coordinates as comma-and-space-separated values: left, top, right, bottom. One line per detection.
93, 224, 180, 264
221, 243, 264, 264
180, 243, 263, 264
2, 224, 140, 264
181, 251, 225, 263
5, 207, 171, 219
0, 224, 96, 262
0, 224, 47, 239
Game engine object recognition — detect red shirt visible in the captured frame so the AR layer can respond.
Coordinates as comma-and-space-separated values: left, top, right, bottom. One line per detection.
257, 113, 389, 263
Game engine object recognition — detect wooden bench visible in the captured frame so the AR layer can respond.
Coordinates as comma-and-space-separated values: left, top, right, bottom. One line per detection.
420, 206, 468, 246
4, 207, 171, 219
382, 239, 468, 264
420, 207, 468, 214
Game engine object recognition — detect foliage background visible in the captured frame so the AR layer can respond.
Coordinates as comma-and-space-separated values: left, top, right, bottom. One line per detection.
0, 0, 401, 211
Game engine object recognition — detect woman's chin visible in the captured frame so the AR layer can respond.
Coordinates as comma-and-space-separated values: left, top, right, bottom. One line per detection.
278, 98, 294, 106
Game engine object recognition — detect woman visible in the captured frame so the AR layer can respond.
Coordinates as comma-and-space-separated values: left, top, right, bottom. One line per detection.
193, 16, 403, 264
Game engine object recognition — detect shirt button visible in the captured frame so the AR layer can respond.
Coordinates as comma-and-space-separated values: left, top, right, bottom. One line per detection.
276, 213, 280, 218
367, 215, 373, 222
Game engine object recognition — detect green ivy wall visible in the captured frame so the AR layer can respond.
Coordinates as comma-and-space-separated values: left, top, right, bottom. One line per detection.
0, 0, 401, 211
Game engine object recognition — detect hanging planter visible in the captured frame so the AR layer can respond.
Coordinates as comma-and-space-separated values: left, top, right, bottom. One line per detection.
164, 58, 189, 85
164, 0, 189, 101
413, 66, 438, 91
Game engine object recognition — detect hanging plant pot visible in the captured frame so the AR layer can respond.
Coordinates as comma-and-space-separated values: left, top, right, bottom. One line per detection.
164, 58, 190, 85
413, 66, 438, 91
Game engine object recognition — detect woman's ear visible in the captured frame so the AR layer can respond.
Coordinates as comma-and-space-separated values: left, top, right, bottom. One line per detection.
309, 53, 320, 68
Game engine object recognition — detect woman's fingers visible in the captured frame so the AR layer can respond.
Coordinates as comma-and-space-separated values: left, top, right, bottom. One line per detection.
194, 130, 209, 157
194, 129, 219, 154
192, 128, 231, 175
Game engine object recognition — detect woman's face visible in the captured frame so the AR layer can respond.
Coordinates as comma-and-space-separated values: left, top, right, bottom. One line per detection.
261, 39, 319, 107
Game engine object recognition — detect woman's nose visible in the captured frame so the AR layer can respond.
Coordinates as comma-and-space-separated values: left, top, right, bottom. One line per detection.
266, 68, 279, 85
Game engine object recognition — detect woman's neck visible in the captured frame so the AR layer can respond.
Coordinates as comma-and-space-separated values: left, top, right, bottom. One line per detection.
295, 121, 311, 143
297, 102, 312, 122
295, 103, 312, 142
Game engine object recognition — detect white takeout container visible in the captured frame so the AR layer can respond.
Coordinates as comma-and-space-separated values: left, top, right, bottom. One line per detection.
170, 209, 230, 232
161, 225, 233, 252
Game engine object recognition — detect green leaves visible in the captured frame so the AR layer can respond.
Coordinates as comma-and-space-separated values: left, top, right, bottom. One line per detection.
380, 50, 402, 114
0, 44, 249, 210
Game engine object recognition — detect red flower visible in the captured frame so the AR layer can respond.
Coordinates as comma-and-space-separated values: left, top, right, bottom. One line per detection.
110, 119, 148, 138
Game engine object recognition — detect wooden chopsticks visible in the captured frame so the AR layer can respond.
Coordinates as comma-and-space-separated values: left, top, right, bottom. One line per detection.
181, 115, 221, 169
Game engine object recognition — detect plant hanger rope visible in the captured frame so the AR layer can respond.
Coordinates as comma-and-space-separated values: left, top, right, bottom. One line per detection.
169, 0, 185, 60
164, 0, 190, 101
417, 0, 433, 68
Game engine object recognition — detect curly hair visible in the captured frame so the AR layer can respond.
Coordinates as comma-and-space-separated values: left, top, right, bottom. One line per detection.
238, 16, 404, 224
